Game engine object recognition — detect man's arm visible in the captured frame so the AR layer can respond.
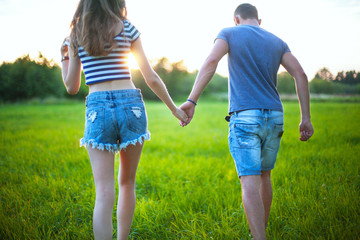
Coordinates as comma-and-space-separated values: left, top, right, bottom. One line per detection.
281, 52, 314, 141
180, 39, 229, 126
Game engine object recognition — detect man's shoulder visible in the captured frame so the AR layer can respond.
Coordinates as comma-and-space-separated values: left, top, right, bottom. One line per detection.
220, 25, 263, 35
257, 27, 285, 41
219, 26, 236, 33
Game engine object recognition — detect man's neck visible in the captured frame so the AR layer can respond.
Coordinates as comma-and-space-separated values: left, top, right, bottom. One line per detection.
239, 18, 260, 27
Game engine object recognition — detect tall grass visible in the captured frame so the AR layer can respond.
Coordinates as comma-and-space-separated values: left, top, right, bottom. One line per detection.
0, 102, 359, 239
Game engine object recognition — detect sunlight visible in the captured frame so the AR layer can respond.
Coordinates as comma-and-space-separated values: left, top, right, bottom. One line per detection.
128, 53, 139, 70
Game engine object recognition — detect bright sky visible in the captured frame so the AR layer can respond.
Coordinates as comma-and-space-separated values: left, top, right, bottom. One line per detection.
1, 0, 359, 79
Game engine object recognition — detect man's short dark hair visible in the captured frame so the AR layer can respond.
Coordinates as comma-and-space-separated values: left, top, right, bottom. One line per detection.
234, 3, 258, 20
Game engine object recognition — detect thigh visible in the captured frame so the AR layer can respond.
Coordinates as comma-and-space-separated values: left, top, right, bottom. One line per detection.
261, 112, 284, 171
119, 142, 144, 184
88, 147, 115, 188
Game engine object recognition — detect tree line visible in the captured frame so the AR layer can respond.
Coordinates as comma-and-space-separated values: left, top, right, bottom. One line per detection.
0, 55, 359, 103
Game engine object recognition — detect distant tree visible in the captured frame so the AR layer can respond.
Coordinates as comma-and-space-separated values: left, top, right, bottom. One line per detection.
334, 70, 360, 85
315, 67, 334, 81
309, 78, 334, 94
277, 72, 296, 94
166, 59, 191, 98
334, 71, 344, 82
0, 54, 64, 102
133, 57, 192, 100
202, 71, 228, 95
131, 58, 228, 101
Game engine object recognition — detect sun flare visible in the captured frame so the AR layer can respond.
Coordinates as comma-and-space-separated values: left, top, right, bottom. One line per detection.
128, 53, 139, 70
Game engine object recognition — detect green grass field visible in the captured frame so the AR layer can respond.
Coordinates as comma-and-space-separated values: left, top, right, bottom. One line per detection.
0, 101, 359, 239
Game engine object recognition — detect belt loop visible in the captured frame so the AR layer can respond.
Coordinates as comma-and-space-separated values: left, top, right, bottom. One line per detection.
269, 109, 272, 115
261, 109, 264, 114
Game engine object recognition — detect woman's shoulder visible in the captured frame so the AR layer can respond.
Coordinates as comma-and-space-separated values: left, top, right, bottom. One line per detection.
122, 19, 134, 27
117, 19, 140, 41
122, 20, 138, 31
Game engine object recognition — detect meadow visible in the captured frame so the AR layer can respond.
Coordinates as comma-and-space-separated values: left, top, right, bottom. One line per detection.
0, 101, 359, 239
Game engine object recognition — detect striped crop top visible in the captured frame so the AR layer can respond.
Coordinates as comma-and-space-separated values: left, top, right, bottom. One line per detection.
78, 20, 140, 85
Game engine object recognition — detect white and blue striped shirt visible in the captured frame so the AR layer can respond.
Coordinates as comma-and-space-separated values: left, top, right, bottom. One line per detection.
78, 20, 140, 85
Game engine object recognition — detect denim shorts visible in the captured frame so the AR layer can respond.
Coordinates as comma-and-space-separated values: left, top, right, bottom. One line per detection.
228, 109, 284, 177
80, 89, 150, 152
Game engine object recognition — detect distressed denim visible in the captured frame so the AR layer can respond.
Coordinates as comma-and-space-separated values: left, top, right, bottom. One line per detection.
228, 109, 284, 177
80, 89, 150, 152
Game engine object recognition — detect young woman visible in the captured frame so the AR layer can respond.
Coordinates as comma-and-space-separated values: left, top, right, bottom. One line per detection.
60, 1, 188, 239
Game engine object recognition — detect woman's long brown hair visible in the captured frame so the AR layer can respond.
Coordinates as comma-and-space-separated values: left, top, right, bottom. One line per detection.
70, 0, 127, 56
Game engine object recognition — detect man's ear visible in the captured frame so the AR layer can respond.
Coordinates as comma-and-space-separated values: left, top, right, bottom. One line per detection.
258, 19, 262, 25
234, 15, 240, 25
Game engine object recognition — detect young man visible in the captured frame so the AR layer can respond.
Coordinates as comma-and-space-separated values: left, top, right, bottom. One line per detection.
180, 3, 314, 240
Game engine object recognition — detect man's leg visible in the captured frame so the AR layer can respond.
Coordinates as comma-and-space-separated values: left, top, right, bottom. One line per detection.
240, 175, 266, 240
260, 170, 272, 229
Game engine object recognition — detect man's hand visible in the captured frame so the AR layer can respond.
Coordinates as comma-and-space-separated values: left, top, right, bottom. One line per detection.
172, 107, 189, 123
299, 119, 314, 141
179, 101, 196, 127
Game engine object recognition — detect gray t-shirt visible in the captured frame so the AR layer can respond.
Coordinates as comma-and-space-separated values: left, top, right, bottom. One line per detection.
216, 25, 290, 113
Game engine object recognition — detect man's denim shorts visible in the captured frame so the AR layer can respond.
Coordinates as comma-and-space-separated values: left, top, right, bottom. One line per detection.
80, 89, 150, 152
228, 109, 284, 177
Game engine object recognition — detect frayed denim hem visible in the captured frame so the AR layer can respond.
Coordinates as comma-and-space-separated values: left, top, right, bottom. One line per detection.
80, 131, 151, 153
120, 131, 151, 151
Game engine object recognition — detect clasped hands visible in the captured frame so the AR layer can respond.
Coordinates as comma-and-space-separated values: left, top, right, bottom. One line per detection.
171, 101, 196, 127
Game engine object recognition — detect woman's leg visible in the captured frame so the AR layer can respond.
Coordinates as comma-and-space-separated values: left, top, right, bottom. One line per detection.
117, 142, 143, 240
88, 148, 115, 240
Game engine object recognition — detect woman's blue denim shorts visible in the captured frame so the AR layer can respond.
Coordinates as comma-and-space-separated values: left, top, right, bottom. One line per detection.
228, 109, 284, 177
80, 89, 150, 152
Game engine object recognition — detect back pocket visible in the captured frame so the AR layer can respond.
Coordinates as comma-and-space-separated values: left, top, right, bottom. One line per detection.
84, 107, 105, 139
232, 123, 260, 148
124, 103, 147, 134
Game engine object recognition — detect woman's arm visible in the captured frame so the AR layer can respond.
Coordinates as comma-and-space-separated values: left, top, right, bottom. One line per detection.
60, 38, 82, 95
131, 37, 188, 122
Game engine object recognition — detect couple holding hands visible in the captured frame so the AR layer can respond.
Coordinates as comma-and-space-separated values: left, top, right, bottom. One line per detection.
61, 1, 313, 240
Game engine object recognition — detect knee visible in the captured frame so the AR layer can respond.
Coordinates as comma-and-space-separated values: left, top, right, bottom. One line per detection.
96, 184, 115, 205
118, 176, 136, 189
242, 185, 260, 198
241, 176, 262, 196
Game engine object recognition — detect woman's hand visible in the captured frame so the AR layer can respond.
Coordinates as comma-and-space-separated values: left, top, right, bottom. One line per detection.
172, 107, 189, 123
60, 37, 70, 57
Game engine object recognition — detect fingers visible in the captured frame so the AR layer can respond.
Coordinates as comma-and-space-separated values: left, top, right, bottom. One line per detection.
177, 101, 196, 127
61, 37, 70, 55
178, 112, 192, 127
173, 107, 189, 124
179, 120, 187, 127
179, 117, 192, 127
180, 113, 188, 123
63, 37, 70, 45
299, 130, 313, 141
299, 121, 314, 142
